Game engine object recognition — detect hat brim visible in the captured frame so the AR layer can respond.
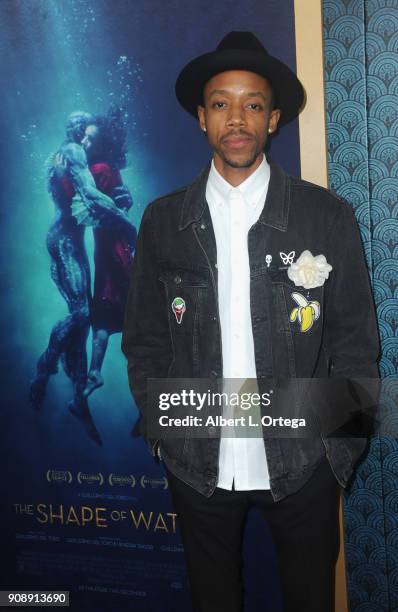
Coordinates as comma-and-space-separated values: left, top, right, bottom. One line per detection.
175, 49, 305, 127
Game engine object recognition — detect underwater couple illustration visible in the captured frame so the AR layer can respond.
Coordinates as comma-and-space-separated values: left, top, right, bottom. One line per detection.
29, 106, 137, 445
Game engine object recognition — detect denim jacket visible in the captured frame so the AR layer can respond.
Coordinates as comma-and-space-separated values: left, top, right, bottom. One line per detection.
121, 158, 380, 501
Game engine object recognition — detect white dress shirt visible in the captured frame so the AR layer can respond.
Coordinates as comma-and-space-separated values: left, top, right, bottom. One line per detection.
205, 153, 271, 490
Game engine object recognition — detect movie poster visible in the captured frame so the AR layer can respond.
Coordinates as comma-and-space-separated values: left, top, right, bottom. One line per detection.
1, 1, 300, 610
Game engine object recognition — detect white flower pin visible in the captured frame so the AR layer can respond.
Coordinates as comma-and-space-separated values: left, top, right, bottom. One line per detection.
287, 249, 332, 289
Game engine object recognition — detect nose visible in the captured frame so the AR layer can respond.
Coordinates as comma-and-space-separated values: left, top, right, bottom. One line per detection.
226, 102, 246, 127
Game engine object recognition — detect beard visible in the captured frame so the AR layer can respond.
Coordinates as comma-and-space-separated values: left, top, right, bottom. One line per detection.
215, 139, 266, 169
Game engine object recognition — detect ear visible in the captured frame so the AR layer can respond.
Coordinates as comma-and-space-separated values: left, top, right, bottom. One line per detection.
268, 108, 281, 134
197, 105, 206, 132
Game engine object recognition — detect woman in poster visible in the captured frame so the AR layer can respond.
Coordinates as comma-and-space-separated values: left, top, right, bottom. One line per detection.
75, 107, 137, 398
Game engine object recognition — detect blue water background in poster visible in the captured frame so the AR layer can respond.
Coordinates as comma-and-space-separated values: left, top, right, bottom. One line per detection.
0, 1, 300, 610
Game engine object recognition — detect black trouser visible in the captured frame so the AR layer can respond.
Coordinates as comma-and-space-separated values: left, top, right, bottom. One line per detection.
165, 455, 342, 612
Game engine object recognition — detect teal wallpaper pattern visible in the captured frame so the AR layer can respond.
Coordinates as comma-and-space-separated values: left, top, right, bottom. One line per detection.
323, 1, 398, 610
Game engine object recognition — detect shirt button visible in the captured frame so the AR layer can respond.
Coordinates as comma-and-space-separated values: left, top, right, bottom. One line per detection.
174, 275, 182, 284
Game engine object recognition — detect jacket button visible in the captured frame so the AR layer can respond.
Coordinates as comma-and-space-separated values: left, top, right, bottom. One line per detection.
200, 223, 206, 230
174, 275, 182, 284
210, 370, 218, 378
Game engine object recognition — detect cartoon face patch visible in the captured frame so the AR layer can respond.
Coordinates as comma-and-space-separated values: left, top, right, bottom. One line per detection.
289, 292, 320, 333
171, 297, 186, 324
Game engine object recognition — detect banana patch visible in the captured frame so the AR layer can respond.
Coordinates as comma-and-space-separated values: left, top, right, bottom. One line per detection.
289, 292, 320, 333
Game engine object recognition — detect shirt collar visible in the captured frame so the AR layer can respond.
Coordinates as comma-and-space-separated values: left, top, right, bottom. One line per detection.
206, 152, 270, 208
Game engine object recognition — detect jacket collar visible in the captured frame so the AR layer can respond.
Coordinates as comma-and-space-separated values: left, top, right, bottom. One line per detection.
178, 156, 290, 232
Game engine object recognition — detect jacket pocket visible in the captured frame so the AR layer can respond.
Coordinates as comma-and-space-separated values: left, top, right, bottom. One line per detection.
158, 267, 209, 335
158, 266, 210, 378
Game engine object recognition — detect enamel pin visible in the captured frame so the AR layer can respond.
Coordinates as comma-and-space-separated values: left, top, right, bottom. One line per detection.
279, 251, 295, 265
172, 297, 186, 324
290, 292, 320, 333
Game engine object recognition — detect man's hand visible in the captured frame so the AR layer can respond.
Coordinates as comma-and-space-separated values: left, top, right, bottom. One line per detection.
71, 194, 97, 227
55, 152, 67, 168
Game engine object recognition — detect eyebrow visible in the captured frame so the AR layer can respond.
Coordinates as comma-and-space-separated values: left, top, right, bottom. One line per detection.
208, 89, 267, 101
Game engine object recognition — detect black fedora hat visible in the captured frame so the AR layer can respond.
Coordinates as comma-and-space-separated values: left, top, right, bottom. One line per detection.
175, 31, 305, 127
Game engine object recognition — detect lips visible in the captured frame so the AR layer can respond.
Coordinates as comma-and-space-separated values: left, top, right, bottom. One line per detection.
222, 136, 253, 149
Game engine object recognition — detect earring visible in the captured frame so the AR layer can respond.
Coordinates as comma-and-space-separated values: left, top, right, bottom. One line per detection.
202, 126, 207, 132
268, 128, 273, 134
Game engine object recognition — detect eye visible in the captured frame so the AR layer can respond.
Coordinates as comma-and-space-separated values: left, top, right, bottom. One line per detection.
247, 103, 263, 111
212, 101, 227, 109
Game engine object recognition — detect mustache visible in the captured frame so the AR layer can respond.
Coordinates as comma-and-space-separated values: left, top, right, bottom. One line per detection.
221, 130, 254, 141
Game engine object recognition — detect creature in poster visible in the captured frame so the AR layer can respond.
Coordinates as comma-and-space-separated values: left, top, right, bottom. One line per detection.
29, 105, 137, 444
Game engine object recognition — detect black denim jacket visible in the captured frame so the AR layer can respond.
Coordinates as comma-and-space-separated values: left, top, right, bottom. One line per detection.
121, 158, 380, 501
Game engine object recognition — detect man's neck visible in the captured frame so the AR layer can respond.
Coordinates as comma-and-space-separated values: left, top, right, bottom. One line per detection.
213, 153, 264, 187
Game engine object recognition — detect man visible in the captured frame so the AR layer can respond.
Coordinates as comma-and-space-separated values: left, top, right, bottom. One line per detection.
121, 32, 380, 612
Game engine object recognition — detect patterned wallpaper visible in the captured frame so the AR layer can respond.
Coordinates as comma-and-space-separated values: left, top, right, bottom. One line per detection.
322, 1, 398, 610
